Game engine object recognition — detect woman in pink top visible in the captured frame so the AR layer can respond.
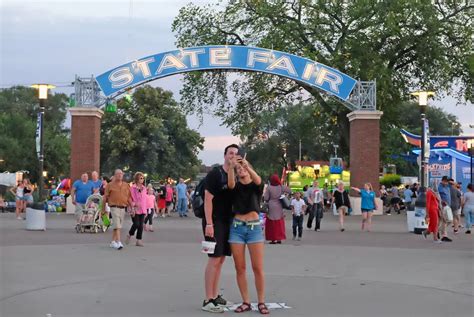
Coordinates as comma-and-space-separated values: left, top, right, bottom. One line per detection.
144, 184, 158, 232
165, 183, 174, 214
126, 172, 148, 247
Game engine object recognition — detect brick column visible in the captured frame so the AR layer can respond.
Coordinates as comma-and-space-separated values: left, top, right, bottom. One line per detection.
69, 107, 104, 181
347, 110, 383, 196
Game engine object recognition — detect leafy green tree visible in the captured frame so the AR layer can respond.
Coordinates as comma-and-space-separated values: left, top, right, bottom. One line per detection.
172, 0, 473, 160
0, 86, 70, 182
100, 86, 204, 179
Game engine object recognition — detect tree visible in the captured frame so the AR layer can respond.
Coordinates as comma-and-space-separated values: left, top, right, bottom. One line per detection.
100, 86, 204, 180
0, 86, 71, 182
172, 0, 473, 160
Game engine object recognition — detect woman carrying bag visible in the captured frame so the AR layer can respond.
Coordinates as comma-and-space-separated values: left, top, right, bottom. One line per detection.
263, 174, 291, 244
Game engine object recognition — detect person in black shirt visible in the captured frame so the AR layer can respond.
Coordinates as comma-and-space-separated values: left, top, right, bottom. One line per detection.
201, 144, 238, 313
227, 157, 269, 315
332, 181, 351, 232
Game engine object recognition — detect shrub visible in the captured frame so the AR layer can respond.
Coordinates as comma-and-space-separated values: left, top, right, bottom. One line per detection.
379, 174, 402, 187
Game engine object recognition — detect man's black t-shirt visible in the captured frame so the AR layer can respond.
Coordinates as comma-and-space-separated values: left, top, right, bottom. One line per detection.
204, 166, 233, 221
232, 182, 264, 215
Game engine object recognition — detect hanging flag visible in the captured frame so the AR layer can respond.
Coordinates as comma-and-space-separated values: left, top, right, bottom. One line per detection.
35, 113, 42, 158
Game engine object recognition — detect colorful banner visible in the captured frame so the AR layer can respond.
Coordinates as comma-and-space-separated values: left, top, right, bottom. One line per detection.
401, 129, 474, 154
96, 46, 357, 101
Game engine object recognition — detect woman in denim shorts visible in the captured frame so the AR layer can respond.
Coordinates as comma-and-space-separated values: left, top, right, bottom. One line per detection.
227, 157, 269, 315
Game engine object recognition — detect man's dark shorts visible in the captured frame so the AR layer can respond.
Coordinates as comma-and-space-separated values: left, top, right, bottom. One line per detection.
202, 218, 231, 258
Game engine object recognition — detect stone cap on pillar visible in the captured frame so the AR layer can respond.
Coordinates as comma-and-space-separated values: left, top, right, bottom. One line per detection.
69, 107, 104, 119
347, 110, 383, 122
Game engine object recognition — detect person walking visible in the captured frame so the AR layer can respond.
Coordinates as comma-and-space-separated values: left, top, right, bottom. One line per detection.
449, 179, 462, 234
144, 184, 157, 232
22, 179, 34, 208
332, 182, 351, 231
103, 169, 132, 250
227, 156, 269, 314
201, 144, 237, 313
403, 185, 414, 211
176, 178, 189, 217
291, 192, 306, 241
90, 171, 102, 194
263, 174, 291, 244
10, 180, 24, 220
422, 187, 443, 243
126, 172, 148, 247
307, 181, 324, 231
351, 183, 377, 232
71, 173, 94, 225
156, 182, 167, 217
461, 183, 474, 234
165, 183, 174, 216
438, 177, 453, 242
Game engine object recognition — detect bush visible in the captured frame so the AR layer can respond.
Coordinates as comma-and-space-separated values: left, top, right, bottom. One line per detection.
380, 174, 402, 187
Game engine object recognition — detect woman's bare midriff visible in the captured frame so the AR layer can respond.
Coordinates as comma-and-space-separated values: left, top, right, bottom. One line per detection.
234, 211, 259, 222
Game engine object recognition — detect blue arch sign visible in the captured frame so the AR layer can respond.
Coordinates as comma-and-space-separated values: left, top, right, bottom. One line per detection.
96, 45, 357, 101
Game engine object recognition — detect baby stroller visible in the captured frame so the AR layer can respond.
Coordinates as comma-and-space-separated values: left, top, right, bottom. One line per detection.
75, 193, 109, 233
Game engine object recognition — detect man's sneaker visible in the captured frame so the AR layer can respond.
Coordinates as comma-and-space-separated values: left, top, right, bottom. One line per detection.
466, 230, 471, 234
202, 299, 224, 313
297, 237, 301, 241
109, 241, 118, 248
441, 236, 452, 242
117, 241, 124, 250
214, 295, 233, 307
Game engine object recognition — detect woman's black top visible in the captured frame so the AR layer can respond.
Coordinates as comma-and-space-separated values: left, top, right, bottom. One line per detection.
333, 189, 351, 208
231, 181, 264, 215
23, 187, 32, 194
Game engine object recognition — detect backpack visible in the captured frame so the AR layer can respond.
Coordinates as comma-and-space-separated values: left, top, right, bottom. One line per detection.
192, 166, 227, 218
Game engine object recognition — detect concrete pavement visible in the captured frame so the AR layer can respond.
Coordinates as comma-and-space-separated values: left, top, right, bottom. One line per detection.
0, 211, 472, 317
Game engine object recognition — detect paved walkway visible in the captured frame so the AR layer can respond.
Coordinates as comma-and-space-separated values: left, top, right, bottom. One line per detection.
0, 212, 472, 317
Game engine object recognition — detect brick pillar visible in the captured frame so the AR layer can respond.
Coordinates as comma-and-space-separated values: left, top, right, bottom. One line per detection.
347, 110, 383, 196
69, 107, 104, 181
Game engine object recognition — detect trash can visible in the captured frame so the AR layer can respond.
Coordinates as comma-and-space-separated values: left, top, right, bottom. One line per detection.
26, 203, 46, 231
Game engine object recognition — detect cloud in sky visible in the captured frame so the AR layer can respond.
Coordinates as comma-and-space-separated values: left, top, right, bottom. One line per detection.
1, 0, 472, 166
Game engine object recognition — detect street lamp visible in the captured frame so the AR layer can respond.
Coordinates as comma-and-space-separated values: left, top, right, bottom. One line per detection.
410, 91, 435, 224
31, 84, 55, 201
144, 173, 148, 185
410, 91, 435, 190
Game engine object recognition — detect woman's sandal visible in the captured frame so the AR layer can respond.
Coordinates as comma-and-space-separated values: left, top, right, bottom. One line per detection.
258, 303, 270, 315
235, 302, 252, 313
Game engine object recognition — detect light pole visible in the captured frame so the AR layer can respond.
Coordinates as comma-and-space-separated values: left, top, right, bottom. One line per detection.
411, 91, 435, 221
31, 84, 55, 201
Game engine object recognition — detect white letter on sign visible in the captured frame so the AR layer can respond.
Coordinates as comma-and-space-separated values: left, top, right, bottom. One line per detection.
266, 56, 297, 76
181, 49, 205, 67
132, 57, 154, 78
156, 54, 187, 74
109, 67, 134, 88
302, 63, 342, 93
247, 50, 271, 67
209, 48, 231, 66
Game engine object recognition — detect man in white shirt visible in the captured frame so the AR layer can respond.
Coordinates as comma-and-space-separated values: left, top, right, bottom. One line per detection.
291, 192, 307, 241
308, 181, 324, 231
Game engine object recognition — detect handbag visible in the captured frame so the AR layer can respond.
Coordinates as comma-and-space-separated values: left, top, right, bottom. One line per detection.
279, 186, 291, 209
443, 205, 453, 223
261, 201, 270, 214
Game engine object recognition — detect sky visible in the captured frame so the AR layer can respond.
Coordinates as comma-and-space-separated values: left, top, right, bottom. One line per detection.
1, 0, 473, 165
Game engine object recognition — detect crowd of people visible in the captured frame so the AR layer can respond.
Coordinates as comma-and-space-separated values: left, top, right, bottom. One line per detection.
34, 143, 471, 314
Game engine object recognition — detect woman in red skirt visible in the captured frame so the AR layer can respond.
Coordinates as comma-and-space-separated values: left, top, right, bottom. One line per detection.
263, 174, 291, 244
423, 187, 442, 243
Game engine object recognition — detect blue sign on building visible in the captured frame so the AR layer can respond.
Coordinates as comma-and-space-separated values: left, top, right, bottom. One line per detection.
95, 46, 357, 101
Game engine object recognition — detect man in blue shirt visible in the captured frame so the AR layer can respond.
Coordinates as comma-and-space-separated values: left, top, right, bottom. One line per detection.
71, 173, 95, 224
438, 176, 451, 206
176, 178, 188, 217
404, 185, 413, 210
90, 171, 102, 194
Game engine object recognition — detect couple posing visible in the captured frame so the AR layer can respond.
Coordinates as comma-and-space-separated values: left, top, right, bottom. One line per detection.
202, 144, 269, 314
